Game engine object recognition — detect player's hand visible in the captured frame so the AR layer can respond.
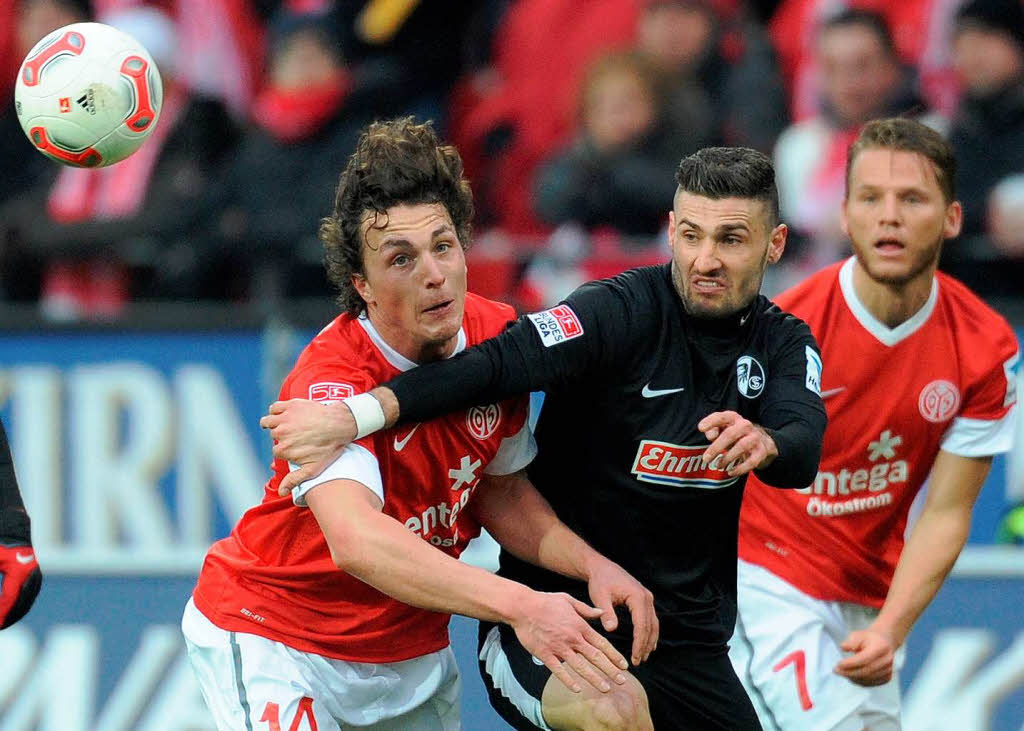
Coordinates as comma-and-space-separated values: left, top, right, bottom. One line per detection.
260, 399, 356, 494
510, 591, 629, 694
698, 411, 778, 477
835, 627, 897, 686
585, 559, 658, 666
0, 543, 42, 629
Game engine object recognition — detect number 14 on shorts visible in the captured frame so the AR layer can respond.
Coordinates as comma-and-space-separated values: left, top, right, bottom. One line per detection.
260, 697, 318, 731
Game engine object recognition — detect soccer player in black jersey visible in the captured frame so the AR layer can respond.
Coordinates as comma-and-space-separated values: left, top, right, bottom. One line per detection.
0, 418, 41, 630
264, 147, 827, 730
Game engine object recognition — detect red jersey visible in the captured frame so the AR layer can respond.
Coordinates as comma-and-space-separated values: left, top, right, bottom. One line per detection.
192, 294, 534, 662
739, 259, 1019, 607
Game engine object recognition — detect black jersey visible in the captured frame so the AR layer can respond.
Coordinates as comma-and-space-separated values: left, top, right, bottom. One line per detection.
0, 420, 30, 544
390, 264, 826, 649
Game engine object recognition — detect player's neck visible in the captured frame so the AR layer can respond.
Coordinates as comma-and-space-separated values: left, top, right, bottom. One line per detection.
851, 261, 935, 329
364, 311, 459, 365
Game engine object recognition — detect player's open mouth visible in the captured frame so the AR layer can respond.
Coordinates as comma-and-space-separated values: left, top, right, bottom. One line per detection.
692, 278, 726, 293
874, 238, 905, 254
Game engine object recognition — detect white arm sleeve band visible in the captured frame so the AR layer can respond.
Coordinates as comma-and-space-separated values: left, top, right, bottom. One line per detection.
343, 393, 387, 440
940, 405, 1017, 457
290, 443, 384, 507
484, 421, 538, 475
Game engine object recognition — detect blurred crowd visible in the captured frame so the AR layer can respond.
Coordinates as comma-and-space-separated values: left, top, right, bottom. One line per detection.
0, 0, 1022, 319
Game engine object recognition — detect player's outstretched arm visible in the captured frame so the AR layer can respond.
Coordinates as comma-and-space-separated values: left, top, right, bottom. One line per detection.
472, 471, 659, 666
835, 450, 991, 687
0, 420, 41, 629
698, 406, 823, 488
305, 479, 629, 694
262, 387, 400, 493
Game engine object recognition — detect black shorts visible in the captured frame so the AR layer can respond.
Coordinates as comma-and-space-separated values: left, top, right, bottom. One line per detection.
477, 621, 762, 730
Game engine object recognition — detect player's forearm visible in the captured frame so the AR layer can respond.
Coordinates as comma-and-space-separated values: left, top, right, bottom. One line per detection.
873, 509, 971, 645
753, 419, 823, 488
319, 502, 533, 624
368, 387, 400, 428
475, 474, 594, 582
386, 320, 560, 426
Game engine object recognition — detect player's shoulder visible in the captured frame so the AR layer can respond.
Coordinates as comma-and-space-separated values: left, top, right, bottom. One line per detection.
462, 292, 517, 342
934, 273, 1019, 379
570, 263, 670, 314
293, 312, 367, 366
281, 313, 378, 399
754, 293, 816, 345
771, 261, 843, 316
935, 271, 1017, 342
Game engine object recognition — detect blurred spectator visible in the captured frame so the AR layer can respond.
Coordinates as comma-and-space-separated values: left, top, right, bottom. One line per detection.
448, 0, 640, 235
533, 52, 678, 238
174, 0, 267, 119
636, 0, 788, 154
770, 0, 962, 119
773, 9, 943, 270
0, 5, 239, 317
331, 0, 478, 124
200, 7, 382, 301
942, 0, 1024, 296
0, 0, 90, 209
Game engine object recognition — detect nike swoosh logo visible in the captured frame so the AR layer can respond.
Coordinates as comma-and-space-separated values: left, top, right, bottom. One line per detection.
642, 384, 685, 398
15, 551, 34, 564
393, 424, 421, 452
820, 387, 847, 400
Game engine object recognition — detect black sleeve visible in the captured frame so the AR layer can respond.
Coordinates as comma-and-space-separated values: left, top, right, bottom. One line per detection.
389, 277, 638, 424
0, 420, 31, 544
753, 318, 827, 488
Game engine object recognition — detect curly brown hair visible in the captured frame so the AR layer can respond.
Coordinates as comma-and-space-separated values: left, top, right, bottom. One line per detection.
320, 117, 475, 315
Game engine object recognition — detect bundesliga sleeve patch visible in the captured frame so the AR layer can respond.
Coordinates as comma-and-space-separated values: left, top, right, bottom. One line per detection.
526, 305, 584, 347
805, 345, 822, 395
309, 382, 355, 404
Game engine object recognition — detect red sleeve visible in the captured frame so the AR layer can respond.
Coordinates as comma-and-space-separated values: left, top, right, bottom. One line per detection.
502, 393, 531, 438
960, 323, 1019, 421
276, 360, 381, 468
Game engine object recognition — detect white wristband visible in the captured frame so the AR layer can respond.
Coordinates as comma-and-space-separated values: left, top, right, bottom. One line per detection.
343, 393, 387, 440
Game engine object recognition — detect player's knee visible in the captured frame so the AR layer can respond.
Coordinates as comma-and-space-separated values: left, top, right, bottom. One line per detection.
584, 687, 652, 731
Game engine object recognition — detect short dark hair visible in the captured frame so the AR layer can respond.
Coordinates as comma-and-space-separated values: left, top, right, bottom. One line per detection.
675, 147, 780, 225
845, 117, 957, 202
320, 117, 474, 315
821, 8, 897, 58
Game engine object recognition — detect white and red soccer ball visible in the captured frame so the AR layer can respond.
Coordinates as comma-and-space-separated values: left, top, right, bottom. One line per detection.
14, 22, 162, 167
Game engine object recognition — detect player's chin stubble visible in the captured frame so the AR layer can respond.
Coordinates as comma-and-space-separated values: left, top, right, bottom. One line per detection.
860, 235, 943, 287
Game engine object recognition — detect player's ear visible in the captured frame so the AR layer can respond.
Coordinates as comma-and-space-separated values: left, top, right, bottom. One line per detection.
840, 197, 850, 238
351, 273, 373, 306
667, 210, 676, 253
767, 223, 787, 264
943, 200, 963, 240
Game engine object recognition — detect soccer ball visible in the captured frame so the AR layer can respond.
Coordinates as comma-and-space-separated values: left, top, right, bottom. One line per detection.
14, 22, 162, 168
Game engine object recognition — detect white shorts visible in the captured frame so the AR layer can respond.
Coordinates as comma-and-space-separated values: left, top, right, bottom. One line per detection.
181, 598, 461, 730
729, 560, 904, 731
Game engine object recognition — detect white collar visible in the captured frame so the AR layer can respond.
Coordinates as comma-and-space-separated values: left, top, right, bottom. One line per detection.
838, 257, 938, 347
357, 313, 467, 371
